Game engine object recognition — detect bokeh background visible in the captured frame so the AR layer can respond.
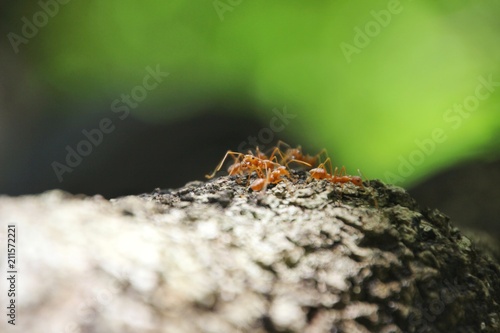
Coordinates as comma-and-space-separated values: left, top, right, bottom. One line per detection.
0, 1, 499, 239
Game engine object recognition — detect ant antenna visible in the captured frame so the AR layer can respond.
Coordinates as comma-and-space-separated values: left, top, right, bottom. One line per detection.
358, 169, 372, 187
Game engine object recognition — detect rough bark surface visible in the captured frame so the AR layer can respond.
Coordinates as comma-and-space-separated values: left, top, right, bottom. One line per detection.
0, 172, 499, 333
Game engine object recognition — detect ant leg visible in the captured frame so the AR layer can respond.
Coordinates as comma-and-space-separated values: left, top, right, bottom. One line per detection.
267, 146, 286, 164
286, 159, 312, 168
316, 157, 333, 176
205, 151, 242, 179
252, 146, 269, 159
331, 165, 344, 198
307, 158, 330, 183
274, 140, 292, 152
319, 148, 329, 161
246, 172, 252, 186
317, 158, 329, 171
250, 167, 270, 191
263, 167, 271, 191
322, 157, 333, 176
335, 166, 347, 177
312, 148, 329, 167
333, 166, 345, 196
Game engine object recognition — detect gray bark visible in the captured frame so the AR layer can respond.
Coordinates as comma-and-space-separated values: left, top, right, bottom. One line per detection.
0, 173, 499, 333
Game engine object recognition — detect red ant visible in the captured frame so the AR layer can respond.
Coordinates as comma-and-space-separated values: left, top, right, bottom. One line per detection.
206, 148, 304, 191
249, 166, 291, 191
205, 150, 281, 180
309, 159, 379, 207
308, 158, 363, 187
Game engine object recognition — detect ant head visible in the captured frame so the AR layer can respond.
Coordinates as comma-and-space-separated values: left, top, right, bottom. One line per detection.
244, 155, 259, 162
351, 176, 363, 187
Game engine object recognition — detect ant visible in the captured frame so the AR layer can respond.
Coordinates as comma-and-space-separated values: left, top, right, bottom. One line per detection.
308, 158, 363, 187
205, 150, 281, 180
206, 147, 308, 191
249, 165, 291, 191
274, 140, 327, 169
309, 159, 379, 207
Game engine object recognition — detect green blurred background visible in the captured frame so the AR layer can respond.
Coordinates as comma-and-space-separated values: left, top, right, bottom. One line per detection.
1, 1, 499, 238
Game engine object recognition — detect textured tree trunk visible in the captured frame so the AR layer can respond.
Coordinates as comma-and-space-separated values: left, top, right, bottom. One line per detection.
0, 173, 499, 333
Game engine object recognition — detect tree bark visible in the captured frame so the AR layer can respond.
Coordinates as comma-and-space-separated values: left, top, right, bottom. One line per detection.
0, 173, 499, 333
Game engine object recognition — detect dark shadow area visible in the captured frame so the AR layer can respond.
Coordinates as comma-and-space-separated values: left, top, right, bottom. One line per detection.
0, 111, 268, 198
409, 157, 500, 242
